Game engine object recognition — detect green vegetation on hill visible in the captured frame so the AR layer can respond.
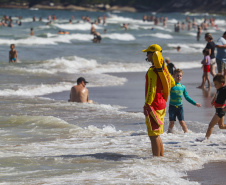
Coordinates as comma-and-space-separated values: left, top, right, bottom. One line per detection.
0, 0, 167, 7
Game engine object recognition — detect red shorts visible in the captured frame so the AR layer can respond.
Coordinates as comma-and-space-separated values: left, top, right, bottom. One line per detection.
203, 65, 210, 72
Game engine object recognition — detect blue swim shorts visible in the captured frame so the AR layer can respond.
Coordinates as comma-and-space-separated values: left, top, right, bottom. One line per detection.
169, 104, 184, 121
10, 58, 16, 62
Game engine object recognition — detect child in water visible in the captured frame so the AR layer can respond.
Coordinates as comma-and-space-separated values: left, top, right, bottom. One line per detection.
168, 69, 201, 133
204, 74, 226, 140
197, 48, 211, 89
9, 44, 18, 63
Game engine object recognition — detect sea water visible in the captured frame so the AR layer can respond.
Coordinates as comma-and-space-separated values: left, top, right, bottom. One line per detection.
0, 8, 226, 184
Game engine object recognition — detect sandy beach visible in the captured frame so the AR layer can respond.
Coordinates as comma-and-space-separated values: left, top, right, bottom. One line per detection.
185, 161, 226, 185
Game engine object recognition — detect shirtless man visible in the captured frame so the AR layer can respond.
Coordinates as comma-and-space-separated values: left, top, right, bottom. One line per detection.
9, 44, 18, 63
90, 23, 95, 34
69, 77, 93, 103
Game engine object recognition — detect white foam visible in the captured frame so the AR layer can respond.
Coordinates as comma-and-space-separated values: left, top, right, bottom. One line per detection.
0, 82, 72, 97
102, 33, 135, 41
140, 33, 173, 39
107, 14, 142, 24
54, 22, 103, 31
0, 117, 225, 184
167, 43, 205, 53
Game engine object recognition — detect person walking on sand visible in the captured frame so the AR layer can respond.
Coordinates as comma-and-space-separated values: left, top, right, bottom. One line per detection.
197, 48, 211, 89
143, 44, 175, 156
205, 33, 216, 77
168, 69, 201, 133
215, 31, 226, 81
9, 44, 18, 63
204, 74, 226, 140
68, 77, 93, 103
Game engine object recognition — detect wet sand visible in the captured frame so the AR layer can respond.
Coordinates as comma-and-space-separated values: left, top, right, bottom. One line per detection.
185, 161, 226, 185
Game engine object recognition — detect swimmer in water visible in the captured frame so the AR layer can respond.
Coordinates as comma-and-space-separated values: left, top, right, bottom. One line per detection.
9, 44, 18, 63
68, 77, 93, 103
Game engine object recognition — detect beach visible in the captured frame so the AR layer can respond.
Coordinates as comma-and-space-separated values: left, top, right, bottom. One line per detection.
0, 8, 226, 184
185, 162, 226, 185
45, 68, 226, 185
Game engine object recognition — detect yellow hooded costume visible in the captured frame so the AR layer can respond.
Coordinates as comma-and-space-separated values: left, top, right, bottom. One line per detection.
143, 44, 175, 136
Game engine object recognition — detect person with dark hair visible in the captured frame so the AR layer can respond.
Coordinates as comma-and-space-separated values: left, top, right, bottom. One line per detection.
68, 77, 93, 103
9, 44, 18, 63
205, 33, 216, 77
165, 57, 176, 75
197, 25, 201, 41
197, 48, 211, 89
215, 31, 226, 81
203, 74, 226, 140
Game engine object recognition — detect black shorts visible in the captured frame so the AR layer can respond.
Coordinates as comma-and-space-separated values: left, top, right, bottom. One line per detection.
216, 108, 225, 118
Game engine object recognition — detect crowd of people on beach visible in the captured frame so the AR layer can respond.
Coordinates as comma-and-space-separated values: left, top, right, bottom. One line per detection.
2, 12, 226, 157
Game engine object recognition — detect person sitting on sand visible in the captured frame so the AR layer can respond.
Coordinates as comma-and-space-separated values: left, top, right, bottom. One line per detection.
68, 77, 93, 103
9, 44, 18, 63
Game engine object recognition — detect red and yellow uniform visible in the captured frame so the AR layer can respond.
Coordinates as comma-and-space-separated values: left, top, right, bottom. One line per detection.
144, 67, 167, 136
143, 45, 175, 137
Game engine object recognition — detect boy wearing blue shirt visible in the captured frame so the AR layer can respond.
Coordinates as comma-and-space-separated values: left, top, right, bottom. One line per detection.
168, 69, 202, 133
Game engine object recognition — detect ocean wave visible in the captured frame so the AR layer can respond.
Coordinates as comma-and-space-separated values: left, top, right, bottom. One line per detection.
0, 32, 136, 46
102, 33, 135, 41
139, 33, 173, 39
0, 73, 127, 97
0, 114, 225, 185
107, 13, 143, 24
54, 22, 103, 31
167, 43, 206, 53
0, 82, 73, 97
3, 54, 202, 76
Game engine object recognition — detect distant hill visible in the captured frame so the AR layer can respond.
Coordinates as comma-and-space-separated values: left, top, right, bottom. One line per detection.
0, 0, 226, 14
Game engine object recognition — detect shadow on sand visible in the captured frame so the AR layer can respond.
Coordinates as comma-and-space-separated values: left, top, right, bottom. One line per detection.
55, 152, 139, 161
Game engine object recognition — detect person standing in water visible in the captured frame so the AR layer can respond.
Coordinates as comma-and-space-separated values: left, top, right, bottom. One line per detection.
205, 33, 216, 77
142, 44, 175, 156
9, 44, 18, 63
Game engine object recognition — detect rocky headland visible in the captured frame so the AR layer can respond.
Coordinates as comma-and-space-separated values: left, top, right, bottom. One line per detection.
0, 0, 226, 14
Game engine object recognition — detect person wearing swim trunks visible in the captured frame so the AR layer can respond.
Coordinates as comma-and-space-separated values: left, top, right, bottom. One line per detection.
9, 44, 18, 63
92, 31, 101, 43
205, 74, 226, 139
168, 69, 201, 133
143, 44, 175, 156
